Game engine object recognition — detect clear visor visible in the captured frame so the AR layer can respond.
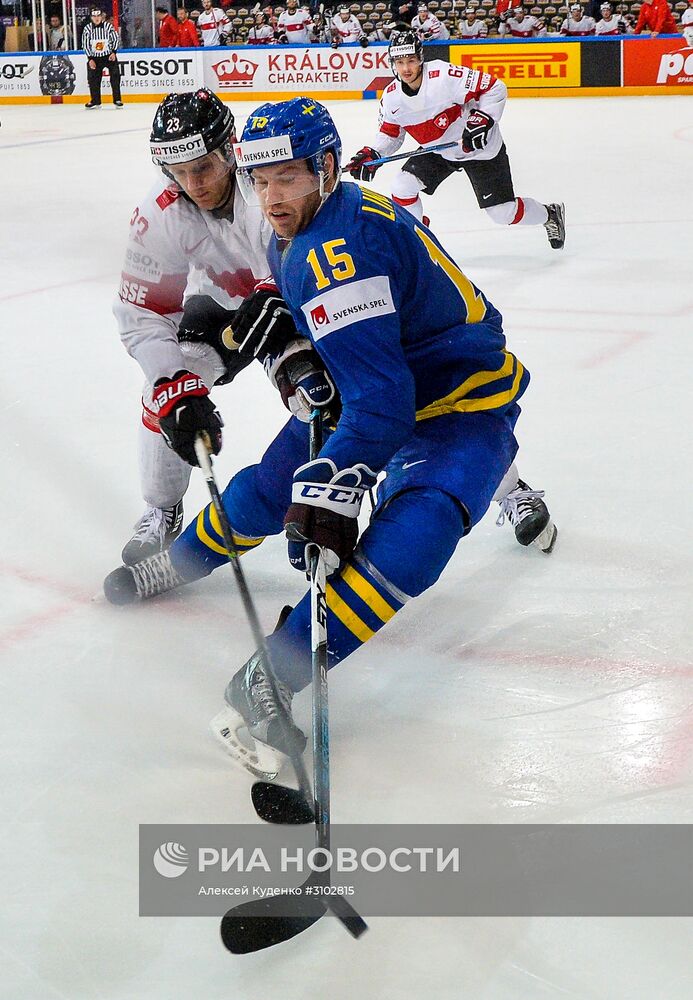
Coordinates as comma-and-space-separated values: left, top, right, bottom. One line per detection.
237, 158, 324, 209
160, 149, 233, 210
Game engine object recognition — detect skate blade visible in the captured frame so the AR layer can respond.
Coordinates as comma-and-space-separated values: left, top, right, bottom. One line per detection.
210, 708, 284, 781
533, 521, 558, 554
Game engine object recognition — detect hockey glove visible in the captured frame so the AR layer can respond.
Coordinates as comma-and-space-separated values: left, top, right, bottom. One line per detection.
266, 339, 341, 425
224, 281, 297, 363
154, 370, 223, 466
284, 459, 377, 573
176, 295, 251, 386
461, 110, 494, 153
345, 147, 381, 182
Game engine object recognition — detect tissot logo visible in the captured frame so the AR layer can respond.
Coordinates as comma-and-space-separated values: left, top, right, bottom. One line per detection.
119, 57, 193, 78
0, 62, 33, 79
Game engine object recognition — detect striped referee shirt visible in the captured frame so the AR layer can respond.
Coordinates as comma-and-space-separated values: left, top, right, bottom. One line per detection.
82, 21, 119, 57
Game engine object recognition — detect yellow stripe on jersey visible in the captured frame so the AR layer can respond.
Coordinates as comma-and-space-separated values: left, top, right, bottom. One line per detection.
196, 508, 264, 556
340, 565, 397, 624
416, 350, 524, 421
326, 584, 375, 643
415, 226, 488, 324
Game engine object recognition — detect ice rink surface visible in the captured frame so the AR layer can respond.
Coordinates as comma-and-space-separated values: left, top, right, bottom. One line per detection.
1, 94, 692, 999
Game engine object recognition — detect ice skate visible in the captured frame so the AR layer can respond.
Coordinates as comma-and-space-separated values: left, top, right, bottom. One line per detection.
121, 501, 184, 566
496, 479, 558, 553
103, 550, 185, 605
544, 202, 565, 250
211, 650, 306, 780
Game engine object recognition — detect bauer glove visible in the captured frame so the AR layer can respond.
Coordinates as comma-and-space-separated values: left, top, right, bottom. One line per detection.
461, 110, 494, 153
154, 370, 223, 466
345, 147, 381, 182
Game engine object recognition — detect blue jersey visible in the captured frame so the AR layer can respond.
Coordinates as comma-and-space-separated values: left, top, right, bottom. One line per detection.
268, 180, 529, 473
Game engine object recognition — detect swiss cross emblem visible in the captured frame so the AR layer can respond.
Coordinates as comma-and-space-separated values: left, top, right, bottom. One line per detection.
434, 114, 449, 130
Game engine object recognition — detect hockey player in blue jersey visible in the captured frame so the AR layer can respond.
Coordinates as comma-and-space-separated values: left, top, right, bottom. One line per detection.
104, 98, 556, 778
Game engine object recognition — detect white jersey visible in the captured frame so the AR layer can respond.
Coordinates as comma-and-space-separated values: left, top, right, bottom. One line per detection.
594, 14, 627, 33
114, 181, 271, 387
369, 27, 394, 41
457, 18, 488, 38
411, 12, 451, 40
331, 13, 364, 42
373, 59, 507, 166
278, 9, 311, 43
500, 14, 541, 36
197, 7, 230, 45
247, 24, 275, 43
561, 15, 596, 34
682, 8, 693, 44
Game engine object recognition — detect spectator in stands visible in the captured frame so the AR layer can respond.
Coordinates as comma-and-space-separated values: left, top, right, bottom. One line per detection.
412, 2, 450, 38
177, 7, 201, 44
248, 10, 276, 41
458, 7, 489, 36
197, 0, 231, 43
391, 0, 419, 25
132, 16, 148, 46
595, 1, 629, 32
500, 2, 542, 34
561, 2, 596, 33
0, 18, 5, 53
634, 0, 677, 34
157, 5, 179, 46
47, 14, 65, 48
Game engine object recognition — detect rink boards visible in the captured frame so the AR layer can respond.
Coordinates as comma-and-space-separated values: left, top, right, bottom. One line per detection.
1, 36, 692, 104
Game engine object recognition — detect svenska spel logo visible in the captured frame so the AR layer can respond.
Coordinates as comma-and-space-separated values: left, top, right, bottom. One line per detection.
153, 842, 189, 878
310, 304, 330, 328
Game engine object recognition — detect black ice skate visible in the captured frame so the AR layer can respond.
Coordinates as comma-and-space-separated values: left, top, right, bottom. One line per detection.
496, 479, 558, 553
544, 202, 565, 250
211, 651, 306, 780
121, 501, 184, 566
103, 550, 185, 605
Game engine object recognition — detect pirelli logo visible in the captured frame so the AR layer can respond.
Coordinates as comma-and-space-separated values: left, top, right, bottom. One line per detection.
450, 43, 580, 89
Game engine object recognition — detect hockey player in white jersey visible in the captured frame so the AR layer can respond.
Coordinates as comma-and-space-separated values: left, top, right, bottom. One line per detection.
411, 3, 451, 40
457, 9, 489, 37
345, 31, 565, 248
561, 3, 596, 34
277, 0, 311, 43
331, 5, 368, 45
114, 89, 272, 564
499, 3, 542, 36
680, 0, 693, 44
594, 2, 629, 33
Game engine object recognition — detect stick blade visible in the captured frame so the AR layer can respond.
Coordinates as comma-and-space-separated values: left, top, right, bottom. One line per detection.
220, 894, 325, 954
251, 781, 315, 825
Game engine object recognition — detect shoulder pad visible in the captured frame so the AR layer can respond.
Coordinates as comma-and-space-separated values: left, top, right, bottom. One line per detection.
155, 186, 182, 212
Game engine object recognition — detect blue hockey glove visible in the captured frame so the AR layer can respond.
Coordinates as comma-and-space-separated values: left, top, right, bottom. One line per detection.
266, 339, 340, 425
284, 459, 377, 573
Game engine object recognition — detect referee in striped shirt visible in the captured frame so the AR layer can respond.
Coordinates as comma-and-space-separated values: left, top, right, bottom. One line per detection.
82, 8, 123, 109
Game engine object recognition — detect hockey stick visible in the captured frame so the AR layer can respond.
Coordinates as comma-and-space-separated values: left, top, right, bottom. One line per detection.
194, 435, 313, 804
362, 141, 458, 169
219, 413, 368, 951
